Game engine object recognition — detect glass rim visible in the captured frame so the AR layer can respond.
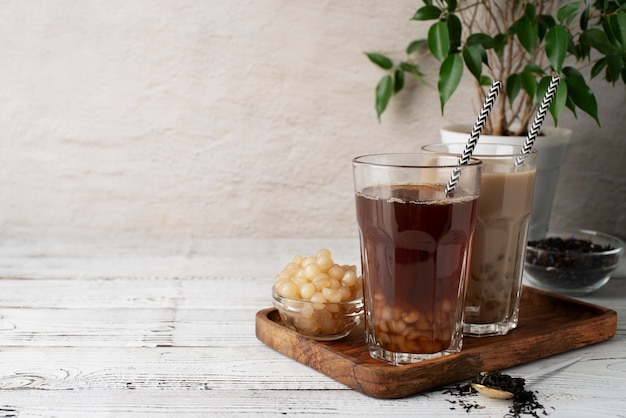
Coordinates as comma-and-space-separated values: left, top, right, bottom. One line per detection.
422, 143, 538, 158
352, 152, 482, 169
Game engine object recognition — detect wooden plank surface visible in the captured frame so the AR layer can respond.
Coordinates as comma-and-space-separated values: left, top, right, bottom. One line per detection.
0, 238, 624, 417
256, 286, 616, 398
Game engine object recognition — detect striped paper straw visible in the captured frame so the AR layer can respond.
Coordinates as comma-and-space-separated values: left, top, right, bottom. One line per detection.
523, 75, 560, 154
445, 80, 502, 195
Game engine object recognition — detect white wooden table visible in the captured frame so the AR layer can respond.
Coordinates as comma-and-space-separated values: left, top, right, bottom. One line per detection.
0, 238, 625, 417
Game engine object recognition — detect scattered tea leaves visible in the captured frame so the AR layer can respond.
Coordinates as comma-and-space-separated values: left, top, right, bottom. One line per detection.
442, 371, 549, 417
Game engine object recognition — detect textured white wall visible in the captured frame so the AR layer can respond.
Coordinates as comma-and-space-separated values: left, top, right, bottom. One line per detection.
1, 0, 624, 242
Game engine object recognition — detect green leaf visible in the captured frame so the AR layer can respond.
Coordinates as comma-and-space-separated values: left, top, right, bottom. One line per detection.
537, 76, 549, 102
565, 96, 577, 115
466, 34, 491, 66
365, 52, 393, 70
520, 70, 537, 101
602, 18, 618, 46
556, 1, 582, 25
400, 62, 426, 83
466, 33, 494, 49
524, 63, 544, 74
375, 75, 393, 121
580, 6, 590, 31
412, 5, 442, 21
506, 74, 521, 106
493, 34, 508, 61
406, 39, 427, 54
447, 0, 457, 12
550, 77, 568, 125
605, 54, 623, 82
563, 66, 600, 125
479, 75, 493, 86
537, 14, 557, 30
545, 25, 569, 72
553, 79, 568, 124
399, 62, 413, 72
515, 15, 538, 54
428, 21, 450, 62
524, 3, 536, 20
536, 15, 556, 39
536, 76, 566, 126
463, 45, 483, 80
438, 54, 463, 114
447, 14, 462, 53
394, 69, 405, 93
574, 40, 591, 59
562, 66, 583, 80
581, 28, 621, 55
609, 12, 626, 48
591, 58, 607, 79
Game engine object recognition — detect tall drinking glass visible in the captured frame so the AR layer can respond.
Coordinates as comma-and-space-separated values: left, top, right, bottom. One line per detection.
423, 144, 537, 337
353, 153, 482, 365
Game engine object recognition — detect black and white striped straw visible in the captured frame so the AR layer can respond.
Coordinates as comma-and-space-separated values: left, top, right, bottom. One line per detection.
523, 75, 560, 154
445, 80, 502, 195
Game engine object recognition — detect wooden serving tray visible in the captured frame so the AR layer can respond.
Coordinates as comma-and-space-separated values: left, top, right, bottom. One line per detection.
256, 286, 617, 399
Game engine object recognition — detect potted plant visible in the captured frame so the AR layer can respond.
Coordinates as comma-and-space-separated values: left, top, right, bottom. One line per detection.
365, 0, 625, 239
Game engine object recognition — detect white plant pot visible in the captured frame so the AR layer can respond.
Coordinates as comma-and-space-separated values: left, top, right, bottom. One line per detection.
440, 124, 572, 241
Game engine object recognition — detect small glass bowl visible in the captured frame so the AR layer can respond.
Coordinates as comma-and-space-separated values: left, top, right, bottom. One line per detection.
524, 229, 624, 296
272, 285, 364, 341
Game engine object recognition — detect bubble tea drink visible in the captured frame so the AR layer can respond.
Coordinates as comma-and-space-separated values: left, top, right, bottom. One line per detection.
423, 144, 537, 337
353, 154, 481, 365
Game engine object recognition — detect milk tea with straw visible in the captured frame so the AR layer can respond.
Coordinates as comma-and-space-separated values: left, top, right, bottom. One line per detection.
463, 146, 537, 333
463, 76, 560, 335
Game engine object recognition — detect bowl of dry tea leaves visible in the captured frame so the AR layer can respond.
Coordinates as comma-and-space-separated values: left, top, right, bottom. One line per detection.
524, 229, 624, 296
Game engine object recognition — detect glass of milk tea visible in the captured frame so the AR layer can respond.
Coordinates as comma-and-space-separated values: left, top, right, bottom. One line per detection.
423, 143, 538, 337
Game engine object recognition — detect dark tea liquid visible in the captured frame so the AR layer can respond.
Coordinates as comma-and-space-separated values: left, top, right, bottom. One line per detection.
356, 183, 478, 355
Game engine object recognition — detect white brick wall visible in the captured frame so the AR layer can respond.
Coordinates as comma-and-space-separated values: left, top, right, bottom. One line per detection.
1, 0, 624, 241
